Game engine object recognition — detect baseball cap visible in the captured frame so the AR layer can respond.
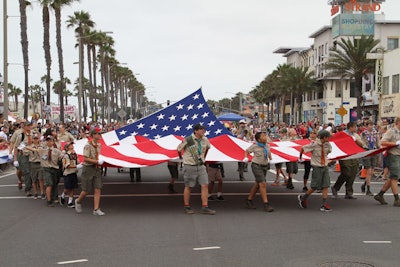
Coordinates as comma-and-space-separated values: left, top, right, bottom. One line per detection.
193, 124, 205, 131
45, 136, 54, 141
90, 128, 102, 136
239, 119, 246, 124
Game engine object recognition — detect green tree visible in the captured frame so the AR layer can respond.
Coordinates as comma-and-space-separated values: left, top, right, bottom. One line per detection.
324, 35, 380, 119
8, 83, 22, 112
66, 10, 95, 121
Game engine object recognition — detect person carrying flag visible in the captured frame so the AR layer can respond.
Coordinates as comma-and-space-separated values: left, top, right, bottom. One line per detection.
177, 124, 215, 215
244, 131, 274, 212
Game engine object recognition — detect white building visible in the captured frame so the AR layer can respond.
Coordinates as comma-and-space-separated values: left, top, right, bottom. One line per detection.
274, 1, 400, 125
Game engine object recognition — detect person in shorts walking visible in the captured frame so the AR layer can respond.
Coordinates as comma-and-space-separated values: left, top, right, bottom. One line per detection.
374, 117, 400, 206
61, 142, 81, 208
244, 131, 274, 212
298, 130, 333, 212
360, 120, 380, 196
207, 162, 224, 201
177, 124, 215, 215
75, 129, 105, 215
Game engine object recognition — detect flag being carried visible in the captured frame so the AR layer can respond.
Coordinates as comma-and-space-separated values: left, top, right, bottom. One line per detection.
102, 88, 231, 146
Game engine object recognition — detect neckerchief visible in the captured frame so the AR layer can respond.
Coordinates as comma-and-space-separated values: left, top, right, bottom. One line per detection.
256, 141, 269, 159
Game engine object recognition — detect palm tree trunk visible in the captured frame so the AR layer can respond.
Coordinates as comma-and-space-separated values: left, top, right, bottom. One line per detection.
55, 7, 65, 123
19, 0, 29, 119
87, 44, 94, 121
42, 5, 51, 107
92, 45, 98, 121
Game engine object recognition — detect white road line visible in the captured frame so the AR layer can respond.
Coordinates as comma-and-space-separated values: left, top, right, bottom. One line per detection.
193, 246, 221, 251
57, 259, 88, 265
363, 241, 392, 244
0, 192, 377, 200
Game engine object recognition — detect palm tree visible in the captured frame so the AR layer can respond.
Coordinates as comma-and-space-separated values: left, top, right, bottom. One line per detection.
8, 83, 22, 112
66, 10, 95, 121
324, 35, 380, 119
51, 0, 77, 123
38, 0, 52, 106
19, 0, 30, 118
27, 84, 42, 113
52, 77, 71, 102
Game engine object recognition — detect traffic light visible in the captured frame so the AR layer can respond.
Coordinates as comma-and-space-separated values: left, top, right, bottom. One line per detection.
167, 100, 170, 106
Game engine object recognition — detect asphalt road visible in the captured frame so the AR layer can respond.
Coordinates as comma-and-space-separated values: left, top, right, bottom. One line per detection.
0, 162, 399, 267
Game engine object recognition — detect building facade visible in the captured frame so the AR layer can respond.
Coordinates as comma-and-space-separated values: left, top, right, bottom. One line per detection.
274, 1, 400, 125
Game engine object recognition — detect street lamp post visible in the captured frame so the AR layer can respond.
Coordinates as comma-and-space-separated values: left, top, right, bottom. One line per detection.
2, 0, 8, 119
40, 88, 46, 121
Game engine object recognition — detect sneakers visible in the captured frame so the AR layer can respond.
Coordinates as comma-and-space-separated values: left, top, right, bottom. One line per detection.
168, 184, 177, 194
331, 186, 338, 198
67, 202, 75, 208
286, 182, 294, 190
41, 194, 46, 200
271, 181, 280, 186
26, 191, 32, 197
263, 203, 274, 212
201, 206, 216, 215
373, 194, 388, 205
320, 203, 332, 212
60, 196, 65, 205
17, 181, 23, 190
298, 194, 307, 209
361, 183, 366, 193
75, 199, 82, 213
93, 209, 105, 216
345, 195, 357, 200
239, 175, 245, 181
245, 199, 256, 209
208, 196, 215, 201
184, 206, 194, 214
302, 186, 308, 192
366, 190, 373, 196
47, 201, 55, 207
37, 194, 42, 199
33, 194, 38, 199
216, 196, 225, 201
393, 200, 400, 207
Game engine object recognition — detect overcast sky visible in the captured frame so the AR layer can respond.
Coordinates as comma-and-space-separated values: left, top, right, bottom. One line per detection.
2, 0, 400, 106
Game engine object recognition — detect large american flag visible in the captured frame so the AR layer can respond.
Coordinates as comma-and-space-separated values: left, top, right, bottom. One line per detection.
102, 88, 231, 146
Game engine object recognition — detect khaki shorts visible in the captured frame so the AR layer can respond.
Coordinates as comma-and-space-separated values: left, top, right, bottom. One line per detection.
362, 155, 378, 169
81, 165, 103, 192
310, 166, 330, 190
207, 166, 222, 182
251, 163, 269, 183
30, 162, 42, 183
43, 167, 59, 187
183, 164, 208, 187
386, 154, 400, 180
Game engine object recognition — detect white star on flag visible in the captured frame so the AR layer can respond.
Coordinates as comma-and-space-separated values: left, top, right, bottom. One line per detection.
101, 88, 231, 146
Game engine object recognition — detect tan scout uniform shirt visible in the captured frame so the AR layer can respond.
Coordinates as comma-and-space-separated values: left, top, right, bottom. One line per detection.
58, 132, 74, 142
10, 128, 23, 144
14, 130, 32, 151
177, 134, 210, 165
24, 143, 42, 163
246, 143, 271, 166
83, 141, 101, 166
38, 146, 63, 169
302, 139, 332, 167
63, 152, 79, 176
382, 127, 400, 156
